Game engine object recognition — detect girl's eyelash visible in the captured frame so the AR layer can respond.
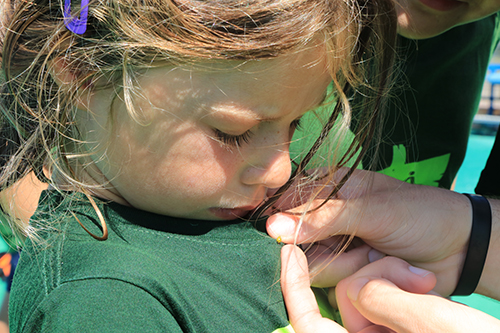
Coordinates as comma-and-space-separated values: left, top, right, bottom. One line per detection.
214, 117, 303, 147
214, 129, 254, 147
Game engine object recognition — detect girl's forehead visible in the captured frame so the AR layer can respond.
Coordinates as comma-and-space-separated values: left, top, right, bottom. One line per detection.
148, 46, 329, 92
157, 43, 329, 83
134, 47, 331, 123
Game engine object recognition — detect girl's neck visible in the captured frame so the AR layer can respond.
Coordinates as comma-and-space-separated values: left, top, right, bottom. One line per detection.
50, 162, 131, 207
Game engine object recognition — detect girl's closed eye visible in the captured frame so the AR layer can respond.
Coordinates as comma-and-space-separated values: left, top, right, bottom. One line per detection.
214, 129, 254, 147
214, 116, 304, 147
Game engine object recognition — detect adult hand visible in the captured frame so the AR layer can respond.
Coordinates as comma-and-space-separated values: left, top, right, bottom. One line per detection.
281, 244, 390, 333
282, 245, 500, 333
268, 168, 475, 296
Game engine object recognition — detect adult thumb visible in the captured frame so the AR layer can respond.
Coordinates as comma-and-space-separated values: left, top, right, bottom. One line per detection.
346, 277, 500, 333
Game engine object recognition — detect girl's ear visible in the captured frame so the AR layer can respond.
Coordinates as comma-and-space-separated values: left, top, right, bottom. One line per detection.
50, 57, 93, 111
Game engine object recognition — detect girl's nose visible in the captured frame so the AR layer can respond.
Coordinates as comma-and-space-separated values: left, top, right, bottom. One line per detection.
241, 143, 292, 189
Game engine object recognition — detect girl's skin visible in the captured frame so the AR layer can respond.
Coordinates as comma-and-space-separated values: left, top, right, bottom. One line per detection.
0, 172, 48, 226
62, 44, 332, 221
395, 0, 500, 39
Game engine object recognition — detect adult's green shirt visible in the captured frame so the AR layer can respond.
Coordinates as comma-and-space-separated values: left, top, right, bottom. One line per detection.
10, 191, 291, 333
293, 13, 500, 189
365, 13, 500, 188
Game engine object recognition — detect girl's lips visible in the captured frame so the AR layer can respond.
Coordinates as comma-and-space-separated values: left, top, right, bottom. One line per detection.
209, 206, 258, 220
418, 0, 465, 11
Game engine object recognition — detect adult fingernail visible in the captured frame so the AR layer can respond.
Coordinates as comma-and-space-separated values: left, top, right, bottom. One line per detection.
409, 265, 431, 277
368, 249, 385, 263
268, 215, 296, 236
347, 277, 370, 302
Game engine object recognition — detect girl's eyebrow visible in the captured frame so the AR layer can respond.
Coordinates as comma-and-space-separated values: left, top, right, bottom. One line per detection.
209, 89, 329, 123
208, 107, 270, 124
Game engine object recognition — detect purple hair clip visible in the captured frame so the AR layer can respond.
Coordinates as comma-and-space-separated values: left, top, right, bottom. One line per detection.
63, 0, 89, 34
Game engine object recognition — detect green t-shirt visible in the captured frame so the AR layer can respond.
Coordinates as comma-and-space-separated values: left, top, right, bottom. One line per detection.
293, 13, 500, 189
9, 191, 291, 332
364, 13, 500, 188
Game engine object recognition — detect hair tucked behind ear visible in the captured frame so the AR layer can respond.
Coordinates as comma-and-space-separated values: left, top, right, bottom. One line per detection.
0, 0, 397, 240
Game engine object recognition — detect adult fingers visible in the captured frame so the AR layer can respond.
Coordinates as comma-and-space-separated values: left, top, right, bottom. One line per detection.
281, 245, 397, 333
335, 257, 436, 332
346, 276, 500, 333
267, 169, 400, 244
267, 192, 396, 245
280, 245, 347, 332
308, 243, 373, 288
267, 173, 470, 257
267, 198, 354, 244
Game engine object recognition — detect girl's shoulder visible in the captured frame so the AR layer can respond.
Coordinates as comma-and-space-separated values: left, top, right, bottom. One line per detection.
11, 191, 288, 332
22, 190, 282, 289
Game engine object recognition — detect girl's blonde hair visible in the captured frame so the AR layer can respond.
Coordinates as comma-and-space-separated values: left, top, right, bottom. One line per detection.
0, 0, 397, 239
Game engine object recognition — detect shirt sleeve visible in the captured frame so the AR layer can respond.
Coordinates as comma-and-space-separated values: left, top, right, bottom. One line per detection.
476, 129, 500, 197
18, 278, 183, 333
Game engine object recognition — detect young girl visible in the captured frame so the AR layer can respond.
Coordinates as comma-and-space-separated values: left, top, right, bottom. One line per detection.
0, 0, 396, 331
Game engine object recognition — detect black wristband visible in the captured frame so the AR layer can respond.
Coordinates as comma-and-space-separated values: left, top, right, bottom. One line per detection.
451, 194, 492, 296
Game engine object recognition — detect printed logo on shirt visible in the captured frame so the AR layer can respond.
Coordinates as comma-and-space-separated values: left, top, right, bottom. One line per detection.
378, 144, 450, 187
